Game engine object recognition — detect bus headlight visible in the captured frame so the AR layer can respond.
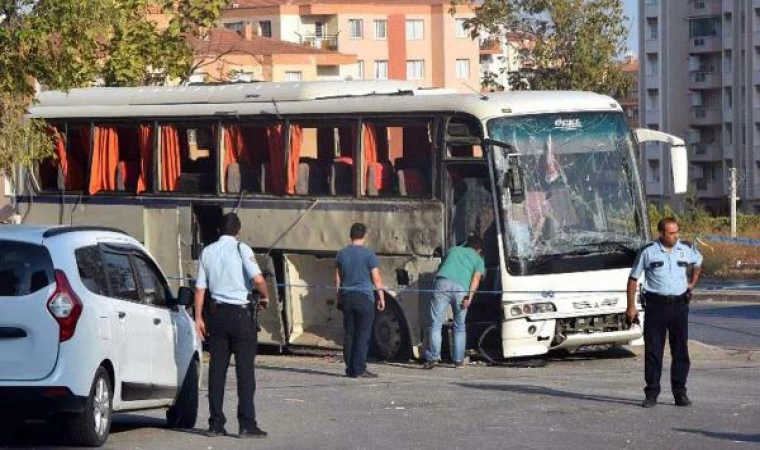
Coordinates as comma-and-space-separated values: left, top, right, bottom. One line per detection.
509, 302, 556, 317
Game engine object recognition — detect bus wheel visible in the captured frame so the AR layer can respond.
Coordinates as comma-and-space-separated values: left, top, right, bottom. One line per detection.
371, 300, 410, 361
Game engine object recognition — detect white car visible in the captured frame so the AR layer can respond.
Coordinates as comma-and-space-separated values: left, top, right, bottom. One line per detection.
0, 225, 201, 447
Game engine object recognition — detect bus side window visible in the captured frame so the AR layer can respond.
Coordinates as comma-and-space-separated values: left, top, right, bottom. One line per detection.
159, 123, 217, 194
222, 124, 267, 194
37, 124, 88, 193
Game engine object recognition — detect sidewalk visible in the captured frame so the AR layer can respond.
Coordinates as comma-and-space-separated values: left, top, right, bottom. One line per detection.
692, 289, 760, 303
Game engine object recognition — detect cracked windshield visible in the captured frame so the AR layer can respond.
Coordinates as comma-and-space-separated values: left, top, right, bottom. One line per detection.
488, 112, 646, 275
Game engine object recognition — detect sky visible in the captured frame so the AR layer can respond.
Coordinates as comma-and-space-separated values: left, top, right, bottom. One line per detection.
624, 0, 639, 56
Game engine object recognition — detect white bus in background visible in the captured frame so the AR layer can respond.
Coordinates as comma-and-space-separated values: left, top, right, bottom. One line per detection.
16, 80, 687, 360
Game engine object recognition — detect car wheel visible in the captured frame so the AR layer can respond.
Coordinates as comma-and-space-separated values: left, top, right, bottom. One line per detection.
68, 366, 112, 447
372, 300, 411, 361
166, 358, 199, 429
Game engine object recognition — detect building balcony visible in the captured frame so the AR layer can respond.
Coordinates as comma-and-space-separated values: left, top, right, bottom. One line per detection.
644, 179, 665, 196
695, 179, 724, 197
645, 75, 659, 89
722, 143, 735, 160
688, 0, 722, 16
299, 34, 339, 51
644, 39, 659, 53
645, 1, 659, 18
689, 71, 722, 89
644, 142, 662, 159
691, 107, 722, 125
690, 143, 723, 161
689, 35, 722, 53
723, 0, 734, 12
480, 38, 501, 54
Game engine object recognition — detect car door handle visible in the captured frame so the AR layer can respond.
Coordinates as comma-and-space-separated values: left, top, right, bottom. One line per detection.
0, 327, 27, 339
153, 318, 161, 325
118, 311, 126, 319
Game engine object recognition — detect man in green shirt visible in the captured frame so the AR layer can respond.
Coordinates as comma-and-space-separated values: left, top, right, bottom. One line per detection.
423, 235, 485, 369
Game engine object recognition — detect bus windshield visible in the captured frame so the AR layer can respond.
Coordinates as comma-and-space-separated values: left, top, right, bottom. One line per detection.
488, 112, 647, 276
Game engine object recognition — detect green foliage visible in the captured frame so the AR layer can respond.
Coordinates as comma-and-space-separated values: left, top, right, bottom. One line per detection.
458, 0, 629, 96
0, 0, 226, 192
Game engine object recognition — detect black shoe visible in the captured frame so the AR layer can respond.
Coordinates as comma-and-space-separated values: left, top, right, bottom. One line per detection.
422, 361, 436, 370
641, 397, 657, 408
238, 427, 267, 439
355, 371, 379, 378
204, 426, 228, 437
674, 394, 692, 407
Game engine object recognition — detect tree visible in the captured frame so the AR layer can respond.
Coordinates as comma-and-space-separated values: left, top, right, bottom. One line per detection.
458, 0, 629, 95
0, 0, 226, 212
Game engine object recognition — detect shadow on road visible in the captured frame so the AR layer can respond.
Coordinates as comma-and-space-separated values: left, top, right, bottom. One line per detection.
456, 382, 641, 406
675, 428, 760, 443
258, 364, 347, 378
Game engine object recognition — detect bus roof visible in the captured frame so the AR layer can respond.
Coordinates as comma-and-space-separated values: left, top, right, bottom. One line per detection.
30, 80, 622, 121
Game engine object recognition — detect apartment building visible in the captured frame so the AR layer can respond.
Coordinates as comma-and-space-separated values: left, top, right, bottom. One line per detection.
220, 0, 480, 92
188, 27, 358, 83
619, 56, 640, 129
479, 32, 534, 91
640, 0, 760, 213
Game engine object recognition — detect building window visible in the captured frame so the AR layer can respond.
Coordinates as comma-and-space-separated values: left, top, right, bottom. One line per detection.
646, 89, 659, 110
646, 53, 658, 76
374, 20, 387, 40
349, 19, 363, 39
406, 60, 424, 80
456, 59, 470, 79
356, 60, 364, 79
689, 17, 721, 37
285, 71, 302, 82
225, 21, 244, 34
375, 60, 388, 80
259, 20, 272, 38
315, 21, 324, 38
406, 19, 424, 40
647, 18, 658, 40
725, 123, 733, 144
725, 87, 732, 109
647, 160, 661, 183
456, 18, 469, 38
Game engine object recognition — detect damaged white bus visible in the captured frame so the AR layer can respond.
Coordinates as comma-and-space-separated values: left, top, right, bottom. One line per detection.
16, 80, 687, 360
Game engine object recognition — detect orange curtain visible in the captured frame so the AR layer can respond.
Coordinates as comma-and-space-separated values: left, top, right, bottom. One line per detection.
266, 125, 286, 194
88, 126, 119, 194
223, 124, 256, 190
136, 125, 153, 193
49, 128, 70, 189
161, 126, 182, 191
287, 125, 303, 195
362, 123, 378, 191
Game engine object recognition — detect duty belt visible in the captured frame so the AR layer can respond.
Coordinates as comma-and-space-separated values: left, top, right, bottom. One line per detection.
644, 291, 690, 304
213, 300, 251, 309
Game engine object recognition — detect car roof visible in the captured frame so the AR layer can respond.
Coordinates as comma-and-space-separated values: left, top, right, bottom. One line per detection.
0, 225, 131, 245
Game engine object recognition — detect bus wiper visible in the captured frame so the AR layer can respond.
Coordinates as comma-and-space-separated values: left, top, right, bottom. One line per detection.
572, 241, 638, 256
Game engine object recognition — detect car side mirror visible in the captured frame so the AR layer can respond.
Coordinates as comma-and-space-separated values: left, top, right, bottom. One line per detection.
176, 286, 194, 307
504, 153, 525, 201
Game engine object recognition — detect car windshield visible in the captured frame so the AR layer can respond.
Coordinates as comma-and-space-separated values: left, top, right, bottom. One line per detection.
488, 112, 647, 275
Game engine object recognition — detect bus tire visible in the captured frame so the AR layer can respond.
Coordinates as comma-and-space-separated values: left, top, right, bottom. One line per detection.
371, 297, 411, 361
67, 366, 112, 447
166, 358, 199, 429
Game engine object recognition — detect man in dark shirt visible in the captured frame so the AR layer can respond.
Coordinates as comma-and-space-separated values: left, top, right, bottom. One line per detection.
335, 222, 385, 378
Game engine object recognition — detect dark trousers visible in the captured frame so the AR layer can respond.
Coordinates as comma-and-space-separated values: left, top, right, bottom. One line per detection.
342, 293, 375, 377
643, 298, 690, 399
207, 304, 258, 431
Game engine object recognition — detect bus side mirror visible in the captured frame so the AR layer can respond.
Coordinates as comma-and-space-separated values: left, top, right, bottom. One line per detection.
634, 128, 688, 194
176, 286, 194, 306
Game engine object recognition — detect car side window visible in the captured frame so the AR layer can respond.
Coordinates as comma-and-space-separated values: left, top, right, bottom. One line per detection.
101, 250, 140, 302
133, 254, 169, 307
75, 246, 110, 296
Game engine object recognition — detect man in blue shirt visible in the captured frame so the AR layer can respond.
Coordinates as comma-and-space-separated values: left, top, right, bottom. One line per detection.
194, 213, 269, 438
627, 217, 703, 408
335, 222, 385, 378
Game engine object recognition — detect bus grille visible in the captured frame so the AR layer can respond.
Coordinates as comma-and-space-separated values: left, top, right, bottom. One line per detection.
556, 313, 628, 335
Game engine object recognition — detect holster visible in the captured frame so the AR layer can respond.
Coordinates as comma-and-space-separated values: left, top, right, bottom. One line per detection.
248, 291, 262, 332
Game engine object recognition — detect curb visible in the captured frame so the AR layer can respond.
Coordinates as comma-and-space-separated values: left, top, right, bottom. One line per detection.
692, 290, 760, 303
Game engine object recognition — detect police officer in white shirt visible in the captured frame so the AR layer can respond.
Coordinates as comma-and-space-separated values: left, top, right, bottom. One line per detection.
626, 217, 703, 409
194, 213, 269, 438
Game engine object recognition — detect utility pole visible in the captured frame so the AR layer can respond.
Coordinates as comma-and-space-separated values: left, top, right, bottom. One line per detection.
730, 167, 737, 238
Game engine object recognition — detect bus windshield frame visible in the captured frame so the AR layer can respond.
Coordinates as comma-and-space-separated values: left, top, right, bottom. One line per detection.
487, 111, 648, 276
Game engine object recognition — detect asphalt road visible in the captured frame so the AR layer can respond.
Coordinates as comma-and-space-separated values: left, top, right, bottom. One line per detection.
690, 302, 760, 350
3, 342, 758, 450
